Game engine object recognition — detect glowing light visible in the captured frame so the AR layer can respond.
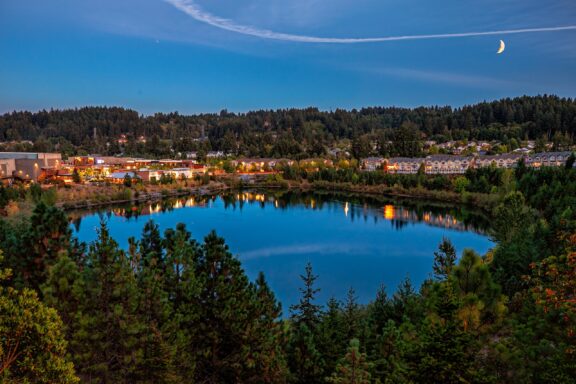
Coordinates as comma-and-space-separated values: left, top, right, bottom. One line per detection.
344, 202, 349, 217
384, 205, 395, 220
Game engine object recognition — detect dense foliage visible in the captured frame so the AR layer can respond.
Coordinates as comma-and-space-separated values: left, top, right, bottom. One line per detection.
1, 161, 575, 383
1, 95, 575, 158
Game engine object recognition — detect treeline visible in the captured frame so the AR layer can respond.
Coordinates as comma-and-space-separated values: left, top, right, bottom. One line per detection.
1, 162, 576, 383
0, 95, 575, 158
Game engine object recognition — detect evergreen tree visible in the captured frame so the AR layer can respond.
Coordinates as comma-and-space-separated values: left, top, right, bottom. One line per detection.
41, 252, 82, 343
287, 323, 325, 384
163, 224, 200, 380
132, 234, 175, 384
318, 297, 346, 377
290, 262, 322, 330
140, 220, 164, 268
327, 339, 371, 384
192, 230, 273, 383
247, 272, 288, 382
288, 262, 325, 383
413, 284, 478, 384
432, 237, 457, 281
0, 251, 78, 383
370, 320, 412, 384
16, 202, 75, 290
343, 287, 362, 341
72, 222, 144, 383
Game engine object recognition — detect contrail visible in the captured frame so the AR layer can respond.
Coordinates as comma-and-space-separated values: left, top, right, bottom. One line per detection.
165, 0, 576, 44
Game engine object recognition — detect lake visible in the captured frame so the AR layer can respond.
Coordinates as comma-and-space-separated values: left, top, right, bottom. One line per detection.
69, 191, 494, 312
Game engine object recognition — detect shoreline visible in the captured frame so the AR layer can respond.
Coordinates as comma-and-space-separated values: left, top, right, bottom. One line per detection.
57, 179, 497, 218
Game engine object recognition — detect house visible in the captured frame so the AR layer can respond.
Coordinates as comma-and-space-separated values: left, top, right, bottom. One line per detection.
425, 155, 472, 174
164, 168, 193, 180
385, 158, 425, 174
136, 169, 163, 183
474, 153, 523, 169
206, 151, 226, 159
190, 164, 208, 175
526, 152, 573, 168
361, 157, 385, 171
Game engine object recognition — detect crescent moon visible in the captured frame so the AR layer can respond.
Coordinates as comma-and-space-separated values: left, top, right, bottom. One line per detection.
497, 40, 506, 54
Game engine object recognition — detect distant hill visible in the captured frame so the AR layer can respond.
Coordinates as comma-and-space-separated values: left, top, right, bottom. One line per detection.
1, 95, 574, 158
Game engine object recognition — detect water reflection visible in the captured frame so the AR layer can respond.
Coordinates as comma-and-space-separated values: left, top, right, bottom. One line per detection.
69, 190, 490, 235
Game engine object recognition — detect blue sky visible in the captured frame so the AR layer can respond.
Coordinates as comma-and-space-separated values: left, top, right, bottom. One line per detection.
1, 0, 575, 114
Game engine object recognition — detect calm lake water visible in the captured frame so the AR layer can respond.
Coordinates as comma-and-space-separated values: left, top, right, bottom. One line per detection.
69, 191, 494, 311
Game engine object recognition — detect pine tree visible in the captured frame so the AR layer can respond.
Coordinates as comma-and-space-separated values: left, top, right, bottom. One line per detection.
163, 224, 201, 380
162, 223, 200, 308
371, 320, 411, 384
132, 233, 175, 384
17, 202, 75, 289
343, 287, 362, 341
247, 272, 288, 383
287, 323, 325, 384
72, 222, 144, 383
140, 220, 164, 268
413, 283, 477, 384
192, 230, 262, 383
318, 297, 346, 378
290, 262, 322, 330
288, 263, 325, 383
41, 252, 82, 343
433, 237, 457, 280
327, 339, 371, 384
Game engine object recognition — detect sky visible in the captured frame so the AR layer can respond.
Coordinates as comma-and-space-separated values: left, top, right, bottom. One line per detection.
0, 0, 575, 114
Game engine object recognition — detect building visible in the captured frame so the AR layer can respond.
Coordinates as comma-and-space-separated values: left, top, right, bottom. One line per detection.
164, 168, 193, 180
361, 157, 385, 171
0, 152, 61, 181
474, 153, 523, 169
526, 152, 573, 168
385, 158, 425, 174
425, 155, 472, 174
136, 169, 163, 183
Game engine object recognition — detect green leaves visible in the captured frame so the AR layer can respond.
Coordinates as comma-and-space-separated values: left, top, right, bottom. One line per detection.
1, 251, 78, 383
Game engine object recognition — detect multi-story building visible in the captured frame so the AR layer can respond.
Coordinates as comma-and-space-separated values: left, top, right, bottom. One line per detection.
473, 153, 524, 169
526, 152, 573, 168
0, 152, 61, 181
385, 158, 425, 174
425, 155, 473, 174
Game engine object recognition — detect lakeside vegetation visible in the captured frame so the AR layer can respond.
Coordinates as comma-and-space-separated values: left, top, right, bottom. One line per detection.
0, 159, 575, 383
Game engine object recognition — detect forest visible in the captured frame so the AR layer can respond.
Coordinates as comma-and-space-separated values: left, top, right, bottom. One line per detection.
0, 159, 575, 383
0, 95, 575, 159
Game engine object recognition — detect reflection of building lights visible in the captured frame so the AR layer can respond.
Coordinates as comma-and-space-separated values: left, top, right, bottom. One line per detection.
423, 213, 431, 222
344, 202, 349, 217
310, 199, 316, 209
274, 200, 278, 208
384, 205, 395, 220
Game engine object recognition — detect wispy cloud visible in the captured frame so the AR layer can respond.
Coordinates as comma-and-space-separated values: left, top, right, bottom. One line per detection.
165, 0, 576, 44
